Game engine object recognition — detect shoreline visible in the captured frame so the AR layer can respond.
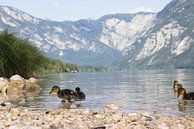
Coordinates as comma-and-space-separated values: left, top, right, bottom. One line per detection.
0, 104, 193, 129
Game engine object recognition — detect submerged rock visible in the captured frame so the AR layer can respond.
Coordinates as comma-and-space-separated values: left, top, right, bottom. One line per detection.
105, 104, 119, 110
24, 81, 40, 91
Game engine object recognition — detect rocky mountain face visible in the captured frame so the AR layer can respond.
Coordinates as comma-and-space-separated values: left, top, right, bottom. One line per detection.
118, 0, 194, 69
0, 6, 154, 66
0, 0, 193, 69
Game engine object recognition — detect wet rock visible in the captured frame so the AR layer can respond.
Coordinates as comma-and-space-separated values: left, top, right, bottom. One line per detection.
45, 111, 49, 114
105, 104, 119, 110
70, 104, 78, 109
24, 81, 40, 91
145, 116, 153, 121
0, 103, 6, 107
92, 125, 106, 129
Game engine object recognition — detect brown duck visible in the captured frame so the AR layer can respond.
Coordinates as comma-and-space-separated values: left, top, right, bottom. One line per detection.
49, 86, 76, 102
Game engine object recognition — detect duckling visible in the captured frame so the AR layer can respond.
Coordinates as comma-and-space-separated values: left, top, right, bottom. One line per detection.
75, 87, 86, 101
49, 86, 76, 102
173, 80, 183, 92
177, 88, 194, 100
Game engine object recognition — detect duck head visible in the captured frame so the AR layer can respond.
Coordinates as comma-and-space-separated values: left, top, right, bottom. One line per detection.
75, 87, 81, 93
177, 88, 186, 99
49, 86, 60, 94
174, 80, 178, 85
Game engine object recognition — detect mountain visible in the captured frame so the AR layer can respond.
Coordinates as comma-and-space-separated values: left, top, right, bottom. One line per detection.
1, 0, 193, 69
0, 6, 154, 66
118, 0, 194, 69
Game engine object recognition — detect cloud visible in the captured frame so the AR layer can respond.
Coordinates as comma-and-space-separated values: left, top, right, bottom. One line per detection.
129, 7, 154, 13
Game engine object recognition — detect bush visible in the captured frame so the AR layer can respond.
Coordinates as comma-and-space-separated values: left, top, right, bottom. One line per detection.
0, 31, 46, 78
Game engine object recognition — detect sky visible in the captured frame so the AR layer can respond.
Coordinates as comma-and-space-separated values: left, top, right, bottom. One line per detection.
0, 0, 172, 21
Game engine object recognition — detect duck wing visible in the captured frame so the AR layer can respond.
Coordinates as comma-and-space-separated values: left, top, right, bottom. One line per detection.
75, 92, 86, 101
61, 89, 75, 96
186, 92, 194, 100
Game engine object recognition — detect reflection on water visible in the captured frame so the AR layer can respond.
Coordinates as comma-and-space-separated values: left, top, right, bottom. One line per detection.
178, 100, 194, 112
1, 69, 194, 116
0, 91, 41, 107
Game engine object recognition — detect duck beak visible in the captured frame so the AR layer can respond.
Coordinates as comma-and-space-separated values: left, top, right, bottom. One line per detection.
177, 94, 180, 98
49, 91, 52, 94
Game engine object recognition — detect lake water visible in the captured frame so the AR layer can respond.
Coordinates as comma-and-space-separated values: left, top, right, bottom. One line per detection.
4, 69, 194, 116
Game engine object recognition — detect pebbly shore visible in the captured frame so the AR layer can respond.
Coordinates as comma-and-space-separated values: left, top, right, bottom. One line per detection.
0, 103, 193, 129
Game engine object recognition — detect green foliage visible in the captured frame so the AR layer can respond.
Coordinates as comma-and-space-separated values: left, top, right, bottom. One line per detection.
0, 30, 46, 78
0, 30, 100, 78
0, 30, 80, 77
79, 66, 108, 72
39, 58, 79, 73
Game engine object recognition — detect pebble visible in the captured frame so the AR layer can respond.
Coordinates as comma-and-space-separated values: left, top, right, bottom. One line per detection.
0, 103, 6, 107
10, 108, 20, 116
0, 104, 192, 129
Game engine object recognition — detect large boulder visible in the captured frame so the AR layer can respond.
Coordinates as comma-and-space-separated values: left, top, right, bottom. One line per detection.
0, 74, 41, 95
0, 77, 8, 92
10, 74, 25, 83
6, 81, 24, 95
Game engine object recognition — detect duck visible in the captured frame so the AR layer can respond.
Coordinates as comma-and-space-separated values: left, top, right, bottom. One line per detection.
49, 86, 76, 102
173, 80, 183, 92
177, 88, 194, 100
75, 87, 86, 101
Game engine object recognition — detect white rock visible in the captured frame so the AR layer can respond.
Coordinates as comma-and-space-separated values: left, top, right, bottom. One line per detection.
28, 77, 39, 83
0, 77, 8, 91
157, 123, 169, 129
10, 75, 25, 83
105, 104, 119, 110
10, 108, 20, 116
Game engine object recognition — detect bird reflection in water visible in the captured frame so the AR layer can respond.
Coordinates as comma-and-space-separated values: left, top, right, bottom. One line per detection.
178, 100, 194, 112
0, 90, 40, 106
58, 102, 81, 109
178, 100, 187, 112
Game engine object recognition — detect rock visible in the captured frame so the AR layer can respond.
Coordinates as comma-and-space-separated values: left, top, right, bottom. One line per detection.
10, 108, 20, 116
10, 75, 25, 83
145, 116, 153, 121
23, 81, 40, 91
156, 123, 169, 129
112, 112, 123, 122
0, 103, 6, 107
6, 81, 24, 94
28, 77, 39, 83
105, 104, 119, 110
92, 126, 106, 129
70, 104, 78, 109
0, 77, 8, 92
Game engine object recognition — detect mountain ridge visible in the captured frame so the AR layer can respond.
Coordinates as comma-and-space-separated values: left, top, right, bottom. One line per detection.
0, 0, 193, 69
0, 5, 155, 66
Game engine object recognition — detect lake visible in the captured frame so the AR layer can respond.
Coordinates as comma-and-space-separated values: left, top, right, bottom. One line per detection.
6, 69, 194, 116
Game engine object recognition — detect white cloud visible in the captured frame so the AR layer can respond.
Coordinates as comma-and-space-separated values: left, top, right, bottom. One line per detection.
129, 7, 155, 13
